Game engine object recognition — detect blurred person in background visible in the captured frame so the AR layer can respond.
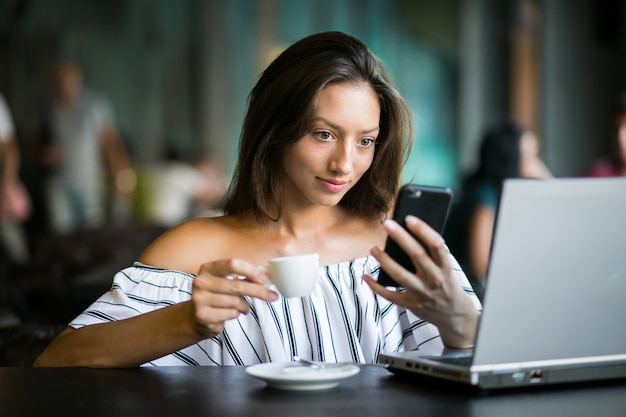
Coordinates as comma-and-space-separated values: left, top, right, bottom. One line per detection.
142, 148, 228, 227
0, 93, 31, 264
192, 151, 229, 217
445, 120, 552, 298
584, 92, 626, 177
34, 61, 135, 234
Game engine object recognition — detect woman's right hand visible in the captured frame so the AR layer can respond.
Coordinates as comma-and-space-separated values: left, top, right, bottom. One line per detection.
190, 258, 279, 338
366, 216, 479, 349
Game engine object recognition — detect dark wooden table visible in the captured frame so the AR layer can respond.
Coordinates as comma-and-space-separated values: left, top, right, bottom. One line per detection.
1, 365, 625, 416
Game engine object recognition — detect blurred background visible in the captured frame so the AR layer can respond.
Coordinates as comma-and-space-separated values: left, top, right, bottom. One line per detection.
1, 0, 625, 364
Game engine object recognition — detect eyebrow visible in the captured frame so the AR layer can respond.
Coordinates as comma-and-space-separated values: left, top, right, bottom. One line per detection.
312, 117, 380, 135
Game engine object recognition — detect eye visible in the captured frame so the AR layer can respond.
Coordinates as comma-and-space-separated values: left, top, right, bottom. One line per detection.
313, 130, 335, 141
356, 138, 378, 149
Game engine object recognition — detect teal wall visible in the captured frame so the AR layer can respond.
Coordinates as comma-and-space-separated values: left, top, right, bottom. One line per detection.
206, 0, 461, 186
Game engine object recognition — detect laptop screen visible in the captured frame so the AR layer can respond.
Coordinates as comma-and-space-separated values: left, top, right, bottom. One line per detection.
472, 178, 626, 366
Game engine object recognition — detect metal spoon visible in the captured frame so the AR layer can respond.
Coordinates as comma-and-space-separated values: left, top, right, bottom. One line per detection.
293, 356, 356, 370
292, 356, 389, 370
292, 356, 325, 369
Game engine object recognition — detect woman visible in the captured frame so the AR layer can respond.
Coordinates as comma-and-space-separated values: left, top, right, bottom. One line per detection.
584, 93, 626, 177
35, 32, 480, 367
0, 93, 31, 264
445, 120, 551, 297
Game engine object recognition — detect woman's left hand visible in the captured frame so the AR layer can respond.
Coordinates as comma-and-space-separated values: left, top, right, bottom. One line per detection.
365, 215, 479, 349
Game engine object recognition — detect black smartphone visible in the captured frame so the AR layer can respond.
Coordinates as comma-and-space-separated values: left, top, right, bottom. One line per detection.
376, 184, 453, 287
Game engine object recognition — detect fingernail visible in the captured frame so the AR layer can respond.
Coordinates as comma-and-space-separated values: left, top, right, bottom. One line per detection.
268, 291, 279, 302
369, 245, 381, 256
383, 219, 397, 231
405, 215, 418, 225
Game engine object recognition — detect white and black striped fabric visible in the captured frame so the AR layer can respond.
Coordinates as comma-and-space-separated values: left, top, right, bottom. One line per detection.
69, 254, 481, 366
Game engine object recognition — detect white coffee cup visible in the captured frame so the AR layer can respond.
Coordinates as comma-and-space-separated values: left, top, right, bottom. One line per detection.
260, 253, 319, 298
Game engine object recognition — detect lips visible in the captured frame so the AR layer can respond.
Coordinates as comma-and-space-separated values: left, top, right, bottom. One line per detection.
318, 178, 349, 193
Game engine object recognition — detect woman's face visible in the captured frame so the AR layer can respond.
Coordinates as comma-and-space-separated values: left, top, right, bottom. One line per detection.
518, 131, 547, 178
53, 64, 83, 104
616, 115, 626, 163
280, 82, 380, 208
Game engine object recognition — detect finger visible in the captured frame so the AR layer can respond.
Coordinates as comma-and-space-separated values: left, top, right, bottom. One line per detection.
224, 276, 278, 301
363, 274, 425, 309
403, 215, 446, 261
192, 278, 250, 310
214, 276, 279, 303
195, 298, 250, 318
363, 272, 401, 296
192, 303, 243, 336
404, 215, 451, 272
194, 269, 278, 304
381, 219, 438, 285
198, 258, 270, 285
383, 218, 429, 260
369, 245, 428, 293
428, 239, 451, 270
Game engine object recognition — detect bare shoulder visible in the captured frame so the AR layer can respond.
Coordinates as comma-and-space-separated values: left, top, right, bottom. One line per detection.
138, 216, 239, 274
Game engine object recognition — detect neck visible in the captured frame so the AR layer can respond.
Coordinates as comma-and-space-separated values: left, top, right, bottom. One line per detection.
268, 205, 347, 239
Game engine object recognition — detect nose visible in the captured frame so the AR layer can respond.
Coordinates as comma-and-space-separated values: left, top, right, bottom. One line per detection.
328, 140, 353, 174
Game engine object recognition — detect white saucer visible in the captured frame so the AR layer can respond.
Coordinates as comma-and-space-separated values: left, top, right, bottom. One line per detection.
246, 361, 361, 391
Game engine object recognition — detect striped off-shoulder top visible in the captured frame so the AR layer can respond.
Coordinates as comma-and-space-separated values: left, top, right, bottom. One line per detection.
69, 254, 481, 366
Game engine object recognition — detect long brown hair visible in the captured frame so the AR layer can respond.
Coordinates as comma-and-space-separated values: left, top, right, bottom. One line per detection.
224, 31, 413, 221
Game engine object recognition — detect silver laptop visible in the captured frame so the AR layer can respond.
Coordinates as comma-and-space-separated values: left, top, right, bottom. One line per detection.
379, 177, 626, 389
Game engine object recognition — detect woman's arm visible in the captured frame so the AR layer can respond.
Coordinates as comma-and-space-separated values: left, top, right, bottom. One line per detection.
34, 222, 278, 367
34, 301, 202, 367
466, 204, 496, 283
35, 264, 277, 367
